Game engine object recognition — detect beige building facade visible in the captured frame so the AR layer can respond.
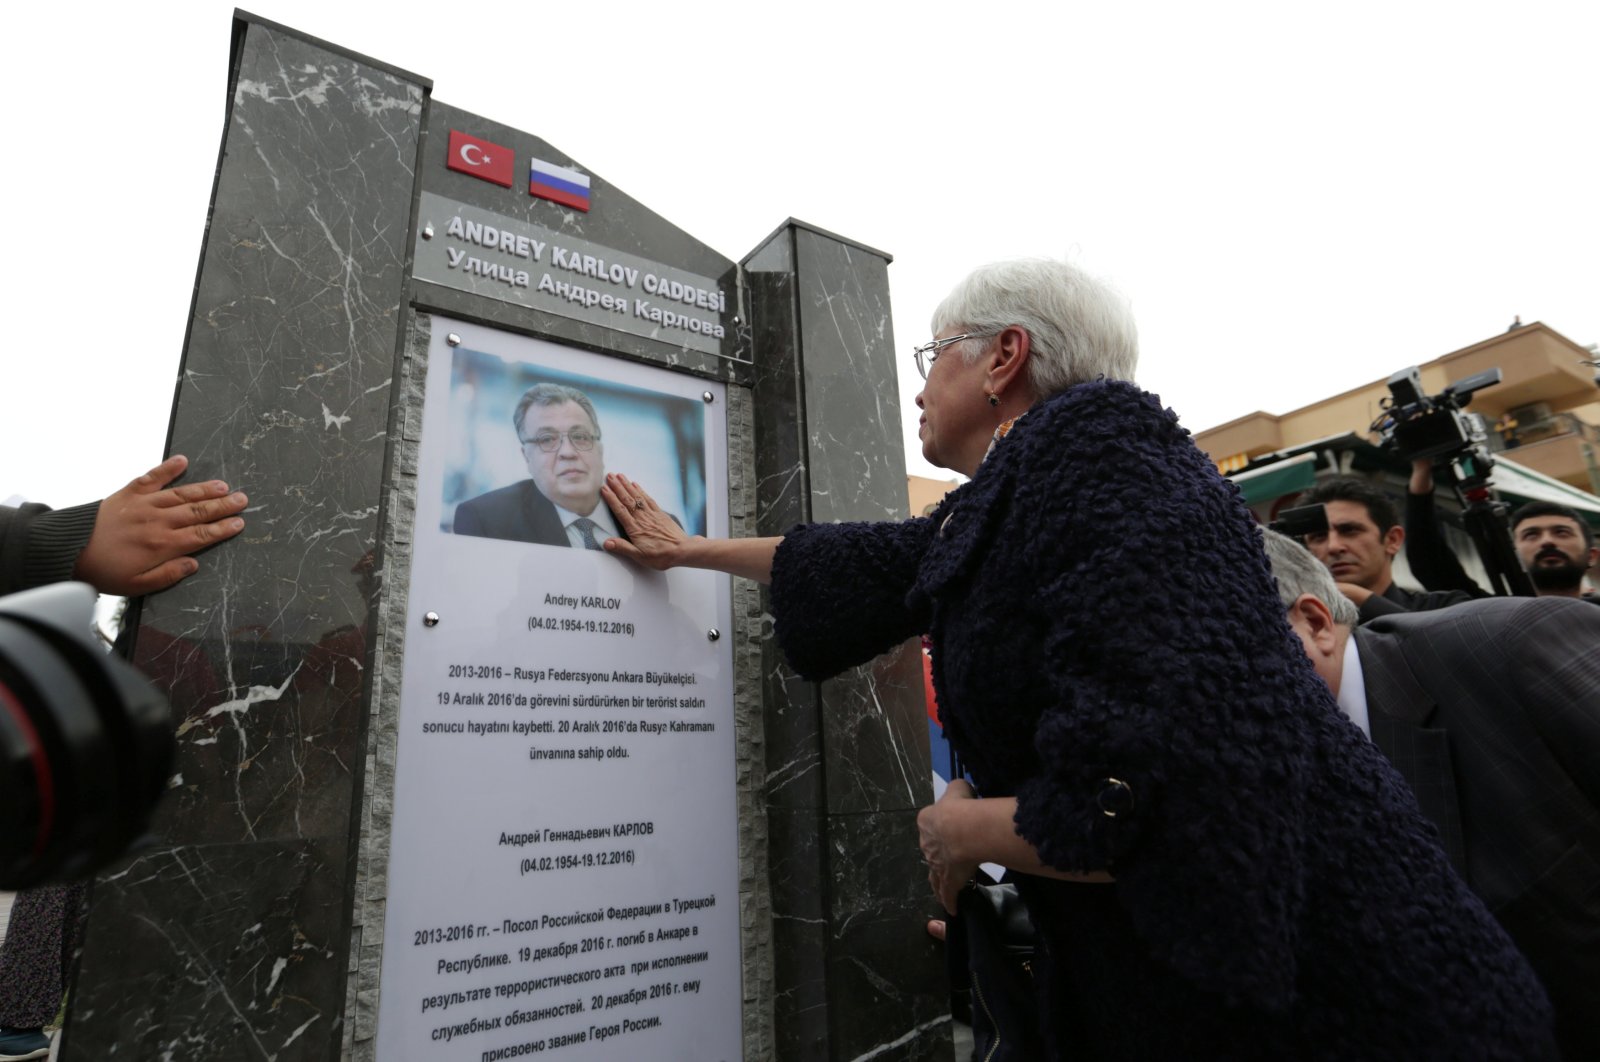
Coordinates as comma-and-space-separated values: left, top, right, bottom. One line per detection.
1195, 322, 1600, 496
908, 474, 962, 516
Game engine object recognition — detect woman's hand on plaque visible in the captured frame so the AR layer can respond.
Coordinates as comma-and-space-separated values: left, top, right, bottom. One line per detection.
602, 474, 689, 570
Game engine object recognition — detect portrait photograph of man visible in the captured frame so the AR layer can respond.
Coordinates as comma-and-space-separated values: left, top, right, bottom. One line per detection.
441, 346, 706, 549
454, 382, 617, 548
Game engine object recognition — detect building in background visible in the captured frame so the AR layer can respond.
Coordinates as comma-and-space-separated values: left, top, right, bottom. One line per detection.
909, 474, 961, 517
908, 322, 1600, 775
1194, 320, 1600, 590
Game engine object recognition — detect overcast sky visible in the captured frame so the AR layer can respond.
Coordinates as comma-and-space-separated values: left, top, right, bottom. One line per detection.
3, 1, 1596, 509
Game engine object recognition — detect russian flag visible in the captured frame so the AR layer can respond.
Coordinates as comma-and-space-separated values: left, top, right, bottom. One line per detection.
529, 158, 591, 212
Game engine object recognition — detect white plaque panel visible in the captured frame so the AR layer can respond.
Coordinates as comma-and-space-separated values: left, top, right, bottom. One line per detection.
376, 318, 739, 1060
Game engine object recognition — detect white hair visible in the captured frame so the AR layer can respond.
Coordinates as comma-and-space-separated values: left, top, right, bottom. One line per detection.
930, 258, 1139, 396
1260, 528, 1360, 628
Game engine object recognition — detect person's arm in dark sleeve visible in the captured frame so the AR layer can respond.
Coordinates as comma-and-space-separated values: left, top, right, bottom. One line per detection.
0, 501, 101, 595
769, 518, 935, 681
1356, 583, 1476, 623
1357, 588, 1411, 622
1, 456, 247, 597
1403, 460, 1487, 596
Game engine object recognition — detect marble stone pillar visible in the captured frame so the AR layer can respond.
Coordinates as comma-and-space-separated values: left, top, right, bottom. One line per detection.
744, 222, 951, 1060
62, 17, 427, 1060
56, 13, 944, 1058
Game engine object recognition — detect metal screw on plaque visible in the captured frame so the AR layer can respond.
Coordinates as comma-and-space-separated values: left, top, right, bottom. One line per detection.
446, 334, 462, 347
706, 628, 720, 642
423, 612, 440, 628
702, 391, 715, 404
422, 222, 434, 240
732, 316, 742, 325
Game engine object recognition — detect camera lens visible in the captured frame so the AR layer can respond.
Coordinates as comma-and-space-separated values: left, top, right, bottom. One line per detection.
0, 586, 172, 889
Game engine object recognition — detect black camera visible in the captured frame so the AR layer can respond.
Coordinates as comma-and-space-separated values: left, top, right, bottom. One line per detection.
1268, 504, 1329, 538
1376, 366, 1500, 468
1372, 364, 1533, 597
0, 583, 173, 889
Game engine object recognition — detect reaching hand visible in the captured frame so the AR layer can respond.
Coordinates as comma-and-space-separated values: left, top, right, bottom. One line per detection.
73, 455, 248, 596
918, 778, 982, 915
1335, 580, 1374, 606
601, 474, 689, 570
1409, 457, 1435, 496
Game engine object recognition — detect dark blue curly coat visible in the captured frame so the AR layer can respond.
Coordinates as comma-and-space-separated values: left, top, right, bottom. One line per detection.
770, 380, 1555, 1060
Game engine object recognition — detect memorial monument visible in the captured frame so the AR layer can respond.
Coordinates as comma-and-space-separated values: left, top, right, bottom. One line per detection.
62, 12, 946, 1061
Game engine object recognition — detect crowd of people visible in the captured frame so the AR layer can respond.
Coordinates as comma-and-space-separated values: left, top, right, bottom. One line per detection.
602, 258, 1596, 1059
4, 256, 1596, 1060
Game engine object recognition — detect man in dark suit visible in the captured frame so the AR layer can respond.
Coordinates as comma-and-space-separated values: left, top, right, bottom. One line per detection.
453, 383, 621, 549
1263, 529, 1600, 1059
1301, 475, 1475, 621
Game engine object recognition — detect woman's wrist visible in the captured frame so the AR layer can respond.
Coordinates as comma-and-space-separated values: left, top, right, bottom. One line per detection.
672, 535, 711, 571
944, 794, 990, 866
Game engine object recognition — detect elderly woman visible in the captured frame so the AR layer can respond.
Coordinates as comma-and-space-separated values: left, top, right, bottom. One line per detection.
601, 259, 1554, 1059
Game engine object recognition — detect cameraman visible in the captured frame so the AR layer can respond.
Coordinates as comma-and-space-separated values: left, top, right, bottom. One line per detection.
0, 455, 246, 1061
1302, 474, 1477, 622
1399, 458, 1494, 600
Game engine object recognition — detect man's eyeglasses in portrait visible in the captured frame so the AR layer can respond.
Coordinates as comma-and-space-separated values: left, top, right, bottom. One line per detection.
521, 429, 601, 453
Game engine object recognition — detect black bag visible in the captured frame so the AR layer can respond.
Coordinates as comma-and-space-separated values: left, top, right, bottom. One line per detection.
941, 751, 1043, 1060
947, 872, 1043, 1061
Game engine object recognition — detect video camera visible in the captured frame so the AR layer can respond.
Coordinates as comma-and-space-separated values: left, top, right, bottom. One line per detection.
1268, 503, 1328, 539
0, 583, 172, 889
1375, 366, 1501, 485
1372, 364, 1532, 597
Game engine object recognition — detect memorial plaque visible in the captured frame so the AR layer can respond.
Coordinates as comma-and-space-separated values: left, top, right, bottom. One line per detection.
67, 15, 939, 1059
376, 318, 740, 1059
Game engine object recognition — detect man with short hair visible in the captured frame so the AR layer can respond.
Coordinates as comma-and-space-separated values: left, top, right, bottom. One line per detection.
1511, 501, 1600, 602
1301, 476, 1474, 621
1262, 528, 1600, 1060
453, 383, 621, 549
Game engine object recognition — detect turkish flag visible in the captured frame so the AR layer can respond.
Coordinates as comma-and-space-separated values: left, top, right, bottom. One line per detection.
446, 129, 514, 188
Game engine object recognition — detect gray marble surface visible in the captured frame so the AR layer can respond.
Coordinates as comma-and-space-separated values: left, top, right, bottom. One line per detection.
61, 14, 946, 1058
63, 17, 425, 1061
745, 222, 951, 1060
343, 313, 428, 1060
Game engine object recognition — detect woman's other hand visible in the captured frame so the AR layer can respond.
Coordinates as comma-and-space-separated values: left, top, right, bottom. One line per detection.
918, 779, 982, 915
602, 474, 689, 570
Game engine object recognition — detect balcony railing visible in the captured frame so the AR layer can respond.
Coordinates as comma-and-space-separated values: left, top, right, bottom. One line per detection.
1482, 411, 1600, 453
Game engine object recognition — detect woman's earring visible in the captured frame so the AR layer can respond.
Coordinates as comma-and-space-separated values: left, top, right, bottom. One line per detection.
986, 390, 1001, 407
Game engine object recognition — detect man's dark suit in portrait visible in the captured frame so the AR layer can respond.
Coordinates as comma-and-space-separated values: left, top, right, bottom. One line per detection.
454, 479, 589, 547
1264, 529, 1600, 1059
454, 382, 621, 549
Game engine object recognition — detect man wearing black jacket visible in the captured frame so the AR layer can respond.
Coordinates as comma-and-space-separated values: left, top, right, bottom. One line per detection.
1301, 475, 1475, 622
